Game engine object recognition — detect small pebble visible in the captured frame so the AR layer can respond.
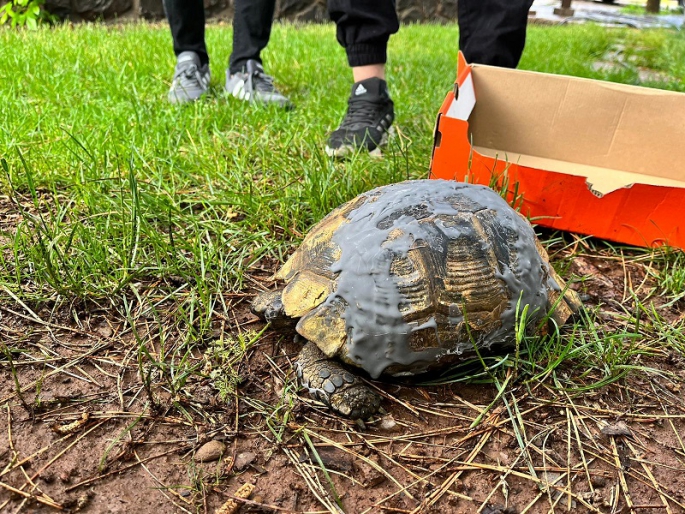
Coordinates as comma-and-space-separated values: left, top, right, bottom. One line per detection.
379, 415, 397, 431
95, 323, 113, 338
600, 421, 631, 438
316, 448, 353, 473
234, 451, 257, 471
195, 440, 226, 463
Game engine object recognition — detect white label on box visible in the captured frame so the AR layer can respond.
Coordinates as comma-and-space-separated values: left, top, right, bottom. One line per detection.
445, 71, 475, 121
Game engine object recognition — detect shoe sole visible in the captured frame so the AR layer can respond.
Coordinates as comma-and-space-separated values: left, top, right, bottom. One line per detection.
325, 126, 395, 158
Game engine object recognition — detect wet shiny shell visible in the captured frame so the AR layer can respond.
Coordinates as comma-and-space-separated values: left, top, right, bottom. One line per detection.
274, 180, 581, 379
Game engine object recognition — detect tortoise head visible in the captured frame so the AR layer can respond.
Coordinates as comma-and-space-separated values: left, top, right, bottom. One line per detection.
251, 290, 290, 327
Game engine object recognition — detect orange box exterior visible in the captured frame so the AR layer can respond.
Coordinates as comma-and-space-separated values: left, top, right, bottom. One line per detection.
429, 53, 685, 250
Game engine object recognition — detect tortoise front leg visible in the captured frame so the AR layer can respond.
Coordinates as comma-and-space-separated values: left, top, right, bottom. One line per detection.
296, 341, 381, 420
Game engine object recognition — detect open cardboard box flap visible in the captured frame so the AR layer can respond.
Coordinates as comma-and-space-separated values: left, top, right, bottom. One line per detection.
430, 52, 685, 249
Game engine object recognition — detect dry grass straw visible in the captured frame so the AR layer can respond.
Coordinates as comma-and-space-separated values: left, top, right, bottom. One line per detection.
1, 21, 684, 514
1, 221, 685, 514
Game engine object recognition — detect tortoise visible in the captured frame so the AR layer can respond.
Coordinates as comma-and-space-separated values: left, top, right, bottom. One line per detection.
252, 179, 581, 419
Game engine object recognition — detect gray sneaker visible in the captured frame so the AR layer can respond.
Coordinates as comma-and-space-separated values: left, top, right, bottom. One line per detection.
168, 51, 211, 104
225, 59, 292, 108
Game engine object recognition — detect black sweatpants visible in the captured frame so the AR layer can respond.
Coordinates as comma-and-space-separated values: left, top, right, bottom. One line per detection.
327, 0, 399, 68
327, 0, 533, 69
164, 0, 276, 73
458, 0, 534, 68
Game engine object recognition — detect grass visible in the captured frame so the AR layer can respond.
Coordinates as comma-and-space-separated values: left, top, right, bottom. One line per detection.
0, 20, 684, 512
1, 22, 683, 301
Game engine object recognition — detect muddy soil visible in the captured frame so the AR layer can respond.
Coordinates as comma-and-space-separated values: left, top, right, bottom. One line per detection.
1, 238, 684, 514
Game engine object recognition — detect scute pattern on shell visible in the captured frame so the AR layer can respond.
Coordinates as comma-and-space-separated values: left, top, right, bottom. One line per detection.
275, 180, 580, 379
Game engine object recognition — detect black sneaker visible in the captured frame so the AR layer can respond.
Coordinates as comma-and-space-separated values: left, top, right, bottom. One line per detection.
326, 77, 395, 157
225, 59, 292, 109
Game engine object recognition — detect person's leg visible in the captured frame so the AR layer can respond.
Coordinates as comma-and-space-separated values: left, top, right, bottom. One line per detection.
164, 0, 211, 103
329, 0, 398, 71
352, 64, 385, 82
225, 0, 291, 107
229, 0, 276, 74
457, 0, 534, 68
326, 0, 398, 157
164, 0, 208, 65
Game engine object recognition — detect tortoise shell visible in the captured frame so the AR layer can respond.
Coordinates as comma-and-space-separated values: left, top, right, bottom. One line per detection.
274, 180, 580, 379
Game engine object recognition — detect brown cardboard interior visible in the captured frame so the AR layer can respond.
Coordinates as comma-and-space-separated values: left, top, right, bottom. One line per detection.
467, 65, 685, 194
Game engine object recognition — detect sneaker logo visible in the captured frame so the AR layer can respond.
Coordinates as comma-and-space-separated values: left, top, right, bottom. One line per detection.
354, 84, 367, 96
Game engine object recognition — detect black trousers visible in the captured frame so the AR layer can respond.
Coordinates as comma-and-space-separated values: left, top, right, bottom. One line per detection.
328, 0, 533, 69
327, 0, 399, 68
164, 0, 276, 73
458, 0, 534, 68
165, 0, 532, 73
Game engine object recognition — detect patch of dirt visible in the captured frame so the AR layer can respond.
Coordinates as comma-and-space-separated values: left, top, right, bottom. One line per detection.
1, 236, 685, 513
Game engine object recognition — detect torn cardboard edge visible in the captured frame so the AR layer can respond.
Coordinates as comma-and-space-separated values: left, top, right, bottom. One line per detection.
473, 147, 685, 197
430, 52, 685, 250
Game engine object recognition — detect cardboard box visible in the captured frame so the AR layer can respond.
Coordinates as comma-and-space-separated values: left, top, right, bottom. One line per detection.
430, 52, 685, 250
